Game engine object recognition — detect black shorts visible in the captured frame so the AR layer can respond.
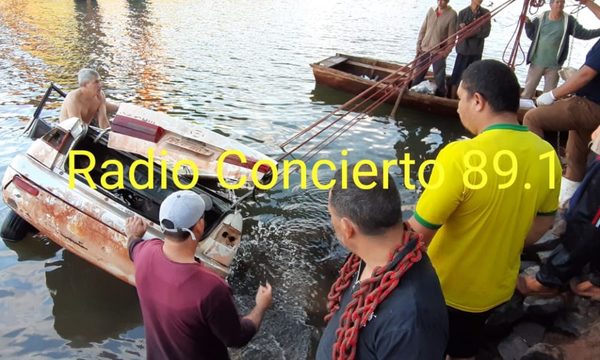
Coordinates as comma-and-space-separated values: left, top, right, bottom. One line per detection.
450, 53, 482, 85
446, 306, 493, 358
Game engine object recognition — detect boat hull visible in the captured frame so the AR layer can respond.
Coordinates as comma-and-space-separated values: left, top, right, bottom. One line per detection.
311, 53, 529, 120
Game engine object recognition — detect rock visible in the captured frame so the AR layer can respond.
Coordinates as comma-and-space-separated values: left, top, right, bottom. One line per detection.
520, 343, 564, 360
553, 311, 589, 337
523, 296, 565, 315
498, 333, 529, 360
513, 322, 546, 345
572, 294, 600, 318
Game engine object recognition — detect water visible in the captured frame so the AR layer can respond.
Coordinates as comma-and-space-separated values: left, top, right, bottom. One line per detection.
0, 0, 597, 358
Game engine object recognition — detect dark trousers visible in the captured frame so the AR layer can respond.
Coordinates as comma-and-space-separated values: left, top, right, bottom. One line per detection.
450, 53, 482, 86
412, 52, 448, 97
537, 160, 600, 288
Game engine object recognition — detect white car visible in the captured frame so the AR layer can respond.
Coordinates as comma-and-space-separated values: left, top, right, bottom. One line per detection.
1, 85, 274, 283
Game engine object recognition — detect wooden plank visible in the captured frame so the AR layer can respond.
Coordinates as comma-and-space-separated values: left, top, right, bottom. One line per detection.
345, 60, 400, 74
319, 56, 348, 68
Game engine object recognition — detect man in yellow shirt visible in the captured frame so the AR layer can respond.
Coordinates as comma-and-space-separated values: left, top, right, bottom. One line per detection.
408, 60, 561, 360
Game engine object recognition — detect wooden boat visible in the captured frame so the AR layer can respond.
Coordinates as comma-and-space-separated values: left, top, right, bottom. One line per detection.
311, 53, 531, 120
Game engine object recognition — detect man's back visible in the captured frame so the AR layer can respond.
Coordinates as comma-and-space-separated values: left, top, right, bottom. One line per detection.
414, 125, 561, 312
130, 239, 256, 360
316, 250, 448, 359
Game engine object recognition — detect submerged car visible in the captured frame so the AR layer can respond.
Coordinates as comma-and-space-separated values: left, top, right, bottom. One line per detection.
1, 85, 275, 284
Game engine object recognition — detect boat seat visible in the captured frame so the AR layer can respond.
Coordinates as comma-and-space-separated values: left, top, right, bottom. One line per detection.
345, 61, 399, 75
319, 56, 348, 68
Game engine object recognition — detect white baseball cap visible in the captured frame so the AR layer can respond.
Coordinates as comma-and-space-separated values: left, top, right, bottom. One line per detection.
159, 190, 213, 240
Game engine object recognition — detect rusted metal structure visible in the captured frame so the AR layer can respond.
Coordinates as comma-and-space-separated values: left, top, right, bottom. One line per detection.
2, 85, 275, 285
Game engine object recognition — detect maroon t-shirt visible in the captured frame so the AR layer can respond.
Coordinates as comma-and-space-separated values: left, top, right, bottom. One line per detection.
130, 239, 256, 360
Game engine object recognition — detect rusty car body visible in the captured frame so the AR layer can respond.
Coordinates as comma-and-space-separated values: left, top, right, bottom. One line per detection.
1, 87, 275, 285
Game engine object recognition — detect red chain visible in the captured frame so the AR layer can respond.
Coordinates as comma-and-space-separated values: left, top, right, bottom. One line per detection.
324, 228, 425, 360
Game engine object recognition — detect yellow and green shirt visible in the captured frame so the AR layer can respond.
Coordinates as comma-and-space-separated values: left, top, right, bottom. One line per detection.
414, 124, 560, 312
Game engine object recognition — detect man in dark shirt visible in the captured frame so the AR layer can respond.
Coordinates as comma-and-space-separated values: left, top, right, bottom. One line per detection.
524, 38, 600, 208
518, 126, 600, 299
450, 0, 491, 98
125, 190, 272, 360
317, 166, 448, 360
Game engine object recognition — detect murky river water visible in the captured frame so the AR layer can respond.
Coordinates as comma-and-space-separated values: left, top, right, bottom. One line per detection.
0, 0, 597, 358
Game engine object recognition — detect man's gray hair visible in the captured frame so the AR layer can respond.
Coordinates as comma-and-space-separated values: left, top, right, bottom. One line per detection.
78, 68, 100, 87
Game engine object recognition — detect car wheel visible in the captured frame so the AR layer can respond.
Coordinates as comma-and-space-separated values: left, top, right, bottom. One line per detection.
1, 210, 36, 242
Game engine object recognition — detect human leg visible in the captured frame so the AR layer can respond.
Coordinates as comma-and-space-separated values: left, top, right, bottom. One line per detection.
433, 56, 447, 97
411, 52, 430, 87
450, 54, 480, 98
521, 64, 545, 99
563, 98, 600, 181
542, 67, 560, 93
522, 96, 575, 137
445, 306, 492, 359
570, 164, 600, 300
522, 97, 599, 165
520, 162, 600, 295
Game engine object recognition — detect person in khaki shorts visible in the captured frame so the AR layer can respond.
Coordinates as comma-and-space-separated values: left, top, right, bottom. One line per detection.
521, 0, 600, 99
524, 38, 600, 208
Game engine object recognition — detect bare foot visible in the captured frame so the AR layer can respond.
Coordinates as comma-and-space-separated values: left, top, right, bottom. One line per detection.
517, 275, 560, 297
570, 279, 600, 301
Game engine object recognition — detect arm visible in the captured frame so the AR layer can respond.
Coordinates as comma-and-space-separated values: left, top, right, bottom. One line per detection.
552, 64, 597, 98
476, 11, 492, 39
524, 215, 555, 246
96, 91, 110, 129
417, 10, 430, 52
125, 216, 148, 261
243, 282, 272, 330
406, 145, 464, 246
408, 216, 438, 245
571, 16, 600, 39
524, 16, 536, 41
105, 100, 120, 114
525, 151, 560, 247
445, 13, 458, 54
581, 0, 600, 19
206, 283, 272, 348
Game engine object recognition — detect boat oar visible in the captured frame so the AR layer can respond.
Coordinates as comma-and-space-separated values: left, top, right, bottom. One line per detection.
390, 82, 408, 118
390, 55, 416, 118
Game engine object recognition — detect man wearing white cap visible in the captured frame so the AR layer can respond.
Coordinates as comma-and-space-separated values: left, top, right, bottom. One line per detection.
125, 190, 272, 360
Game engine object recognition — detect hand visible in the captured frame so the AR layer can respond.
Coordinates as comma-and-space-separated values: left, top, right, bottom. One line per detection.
520, 15, 530, 23
459, 23, 466, 29
255, 282, 273, 310
579, 0, 592, 6
592, 124, 600, 142
536, 91, 556, 106
125, 216, 147, 240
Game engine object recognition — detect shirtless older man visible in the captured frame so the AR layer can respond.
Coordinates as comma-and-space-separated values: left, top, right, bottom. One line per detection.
59, 69, 119, 129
